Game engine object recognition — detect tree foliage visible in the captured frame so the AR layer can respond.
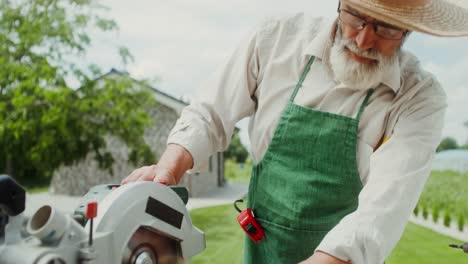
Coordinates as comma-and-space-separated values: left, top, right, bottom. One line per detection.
0, 0, 157, 184
225, 132, 249, 163
436, 137, 458, 153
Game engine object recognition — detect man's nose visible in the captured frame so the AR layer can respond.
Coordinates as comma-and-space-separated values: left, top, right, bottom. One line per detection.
355, 24, 377, 50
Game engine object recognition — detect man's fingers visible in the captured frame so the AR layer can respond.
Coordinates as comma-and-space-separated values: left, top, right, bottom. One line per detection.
152, 168, 176, 185
153, 175, 176, 185
136, 166, 157, 182
122, 165, 177, 186
121, 170, 140, 184
121, 165, 155, 184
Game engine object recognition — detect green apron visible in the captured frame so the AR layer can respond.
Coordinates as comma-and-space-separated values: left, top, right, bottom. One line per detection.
244, 56, 374, 263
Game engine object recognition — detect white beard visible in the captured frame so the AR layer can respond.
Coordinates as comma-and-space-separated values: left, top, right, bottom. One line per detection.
329, 29, 398, 90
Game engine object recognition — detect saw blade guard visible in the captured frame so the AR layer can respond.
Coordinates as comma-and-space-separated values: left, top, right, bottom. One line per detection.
90, 182, 206, 263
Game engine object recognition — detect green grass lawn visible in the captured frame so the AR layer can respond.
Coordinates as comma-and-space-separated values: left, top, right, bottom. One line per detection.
190, 204, 468, 264
26, 186, 49, 193
190, 204, 244, 264
224, 159, 253, 184
387, 223, 466, 264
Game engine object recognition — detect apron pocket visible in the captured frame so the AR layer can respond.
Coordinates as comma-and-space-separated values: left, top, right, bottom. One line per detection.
244, 218, 330, 264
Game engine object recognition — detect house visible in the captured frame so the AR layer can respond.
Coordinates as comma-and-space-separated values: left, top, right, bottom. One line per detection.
50, 69, 225, 197
432, 149, 468, 173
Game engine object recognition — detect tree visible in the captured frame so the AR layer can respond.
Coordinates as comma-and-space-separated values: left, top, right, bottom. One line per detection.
436, 137, 458, 152
225, 132, 249, 164
0, 0, 157, 185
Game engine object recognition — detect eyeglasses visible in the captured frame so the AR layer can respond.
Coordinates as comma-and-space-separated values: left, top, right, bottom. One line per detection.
337, 6, 407, 40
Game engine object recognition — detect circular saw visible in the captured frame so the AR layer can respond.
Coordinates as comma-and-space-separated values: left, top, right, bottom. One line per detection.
0, 175, 205, 264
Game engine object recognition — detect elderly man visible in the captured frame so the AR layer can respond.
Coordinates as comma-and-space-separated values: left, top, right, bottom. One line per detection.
123, 0, 468, 263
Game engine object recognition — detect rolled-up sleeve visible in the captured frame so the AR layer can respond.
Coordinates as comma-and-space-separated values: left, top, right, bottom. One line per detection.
167, 27, 260, 171
316, 78, 448, 264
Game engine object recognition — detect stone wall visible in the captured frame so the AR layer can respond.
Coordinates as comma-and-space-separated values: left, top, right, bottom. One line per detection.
50, 103, 222, 196
180, 153, 225, 197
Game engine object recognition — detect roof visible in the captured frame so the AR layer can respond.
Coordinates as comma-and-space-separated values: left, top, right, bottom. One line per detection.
100, 69, 188, 114
99, 69, 240, 132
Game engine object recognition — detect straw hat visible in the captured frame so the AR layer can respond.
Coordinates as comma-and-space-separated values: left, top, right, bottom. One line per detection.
345, 0, 468, 37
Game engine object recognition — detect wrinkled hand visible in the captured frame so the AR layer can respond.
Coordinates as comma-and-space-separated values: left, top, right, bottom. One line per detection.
121, 164, 177, 185
299, 251, 350, 264
121, 144, 193, 186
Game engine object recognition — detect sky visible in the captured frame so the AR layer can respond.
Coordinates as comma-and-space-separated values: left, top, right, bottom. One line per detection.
86, 0, 468, 147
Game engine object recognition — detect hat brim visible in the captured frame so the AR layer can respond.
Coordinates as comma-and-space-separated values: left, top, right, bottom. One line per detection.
346, 0, 468, 37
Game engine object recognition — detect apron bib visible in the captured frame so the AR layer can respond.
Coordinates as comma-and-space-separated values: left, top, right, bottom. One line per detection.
244, 56, 374, 264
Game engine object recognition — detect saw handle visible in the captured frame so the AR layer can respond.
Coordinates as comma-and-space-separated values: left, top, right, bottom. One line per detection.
86, 202, 98, 247
0, 175, 26, 216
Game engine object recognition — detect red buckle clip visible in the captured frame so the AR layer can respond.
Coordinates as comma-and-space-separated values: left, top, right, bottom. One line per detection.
234, 200, 264, 243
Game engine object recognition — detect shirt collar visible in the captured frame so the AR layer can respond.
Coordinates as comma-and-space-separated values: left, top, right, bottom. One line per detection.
304, 18, 335, 60
304, 18, 401, 94
381, 57, 401, 93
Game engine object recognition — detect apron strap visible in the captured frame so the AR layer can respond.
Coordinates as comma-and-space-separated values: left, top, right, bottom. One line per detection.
290, 56, 316, 102
356, 88, 375, 121
290, 55, 374, 121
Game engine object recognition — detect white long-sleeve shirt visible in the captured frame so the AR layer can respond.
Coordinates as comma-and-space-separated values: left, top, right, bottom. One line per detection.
167, 14, 447, 264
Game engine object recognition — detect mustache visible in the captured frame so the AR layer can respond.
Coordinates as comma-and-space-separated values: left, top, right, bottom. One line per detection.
340, 39, 381, 61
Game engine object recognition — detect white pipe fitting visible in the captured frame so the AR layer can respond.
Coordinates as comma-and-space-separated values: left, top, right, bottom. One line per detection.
27, 205, 68, 244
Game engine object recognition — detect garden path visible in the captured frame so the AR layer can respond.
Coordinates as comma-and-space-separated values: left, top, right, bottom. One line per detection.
25, 182, 248, 216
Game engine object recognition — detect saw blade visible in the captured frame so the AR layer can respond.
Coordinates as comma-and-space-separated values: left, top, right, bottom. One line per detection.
122, 226, 184, 264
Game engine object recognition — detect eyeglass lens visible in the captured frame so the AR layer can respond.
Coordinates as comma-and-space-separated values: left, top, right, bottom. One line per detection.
339, 10, 405, 40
